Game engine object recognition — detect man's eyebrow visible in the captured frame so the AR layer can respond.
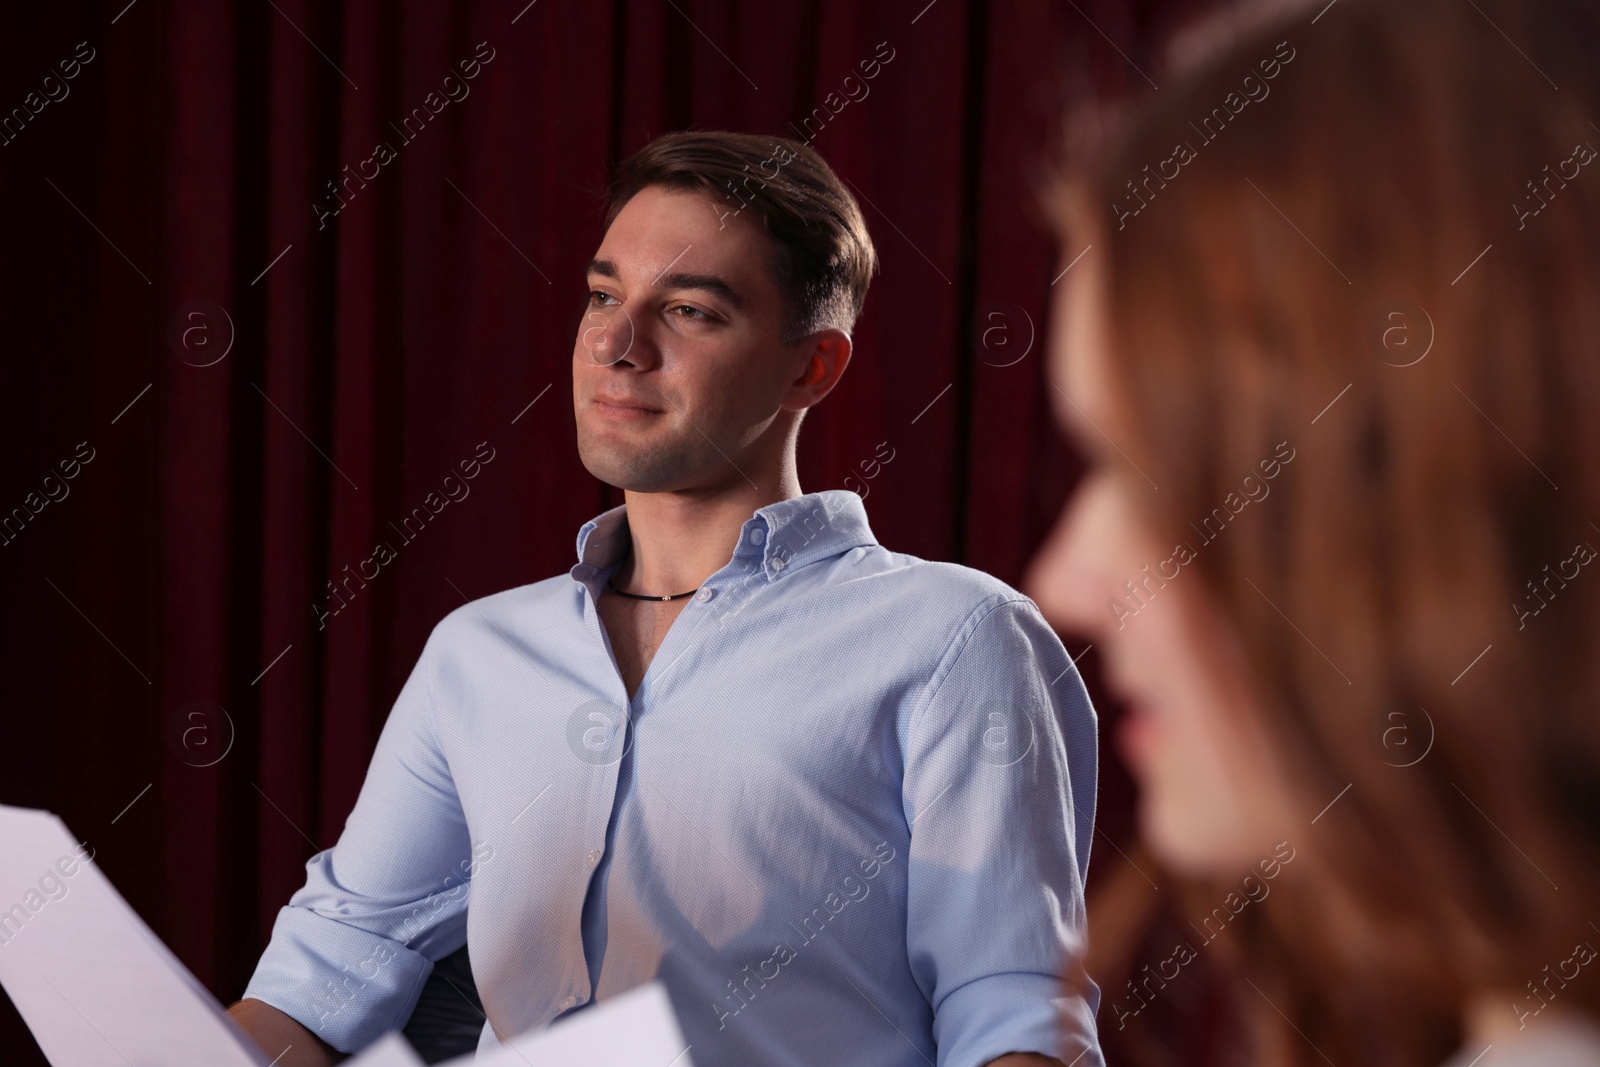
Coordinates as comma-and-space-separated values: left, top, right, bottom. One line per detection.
656, 271, 746, 309
585, 259, 747, 310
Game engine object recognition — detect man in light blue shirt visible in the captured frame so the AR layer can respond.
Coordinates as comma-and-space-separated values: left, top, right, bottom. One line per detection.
229, 130, 1102, 1067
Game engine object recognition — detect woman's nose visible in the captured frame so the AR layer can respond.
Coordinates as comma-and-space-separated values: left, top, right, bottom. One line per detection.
1023, 483, 1115, 642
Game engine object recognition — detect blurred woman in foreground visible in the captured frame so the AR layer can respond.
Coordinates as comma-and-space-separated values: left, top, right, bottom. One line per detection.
1024, 0, 1600, 1064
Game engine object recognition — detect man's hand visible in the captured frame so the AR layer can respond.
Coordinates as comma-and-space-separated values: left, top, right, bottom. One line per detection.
226, 998, 348, 1066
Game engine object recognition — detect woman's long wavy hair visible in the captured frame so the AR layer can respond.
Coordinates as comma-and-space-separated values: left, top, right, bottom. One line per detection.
1053, 1, 1600, 1063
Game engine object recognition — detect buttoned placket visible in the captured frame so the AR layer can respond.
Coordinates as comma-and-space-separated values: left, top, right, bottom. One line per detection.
557, 516, 776, 1021
563, 550, 735, 1019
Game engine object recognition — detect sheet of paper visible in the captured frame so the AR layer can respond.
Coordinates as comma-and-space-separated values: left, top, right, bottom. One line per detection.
342, 1032, 426, 1067
0, 804, 271, 1067
345, 981, 694, 1067
479, 983, 694, 1067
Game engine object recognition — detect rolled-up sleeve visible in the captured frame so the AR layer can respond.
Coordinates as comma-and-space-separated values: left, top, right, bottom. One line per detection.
903, 595, 1103, 1067
242, 623, 476, 1054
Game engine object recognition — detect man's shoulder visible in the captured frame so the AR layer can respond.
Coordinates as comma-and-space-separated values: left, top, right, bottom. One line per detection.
428, 573, 576, 647
844, 547, 1044, 630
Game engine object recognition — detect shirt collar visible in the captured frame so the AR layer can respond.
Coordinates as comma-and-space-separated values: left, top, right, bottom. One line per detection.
573, 489, 877, 584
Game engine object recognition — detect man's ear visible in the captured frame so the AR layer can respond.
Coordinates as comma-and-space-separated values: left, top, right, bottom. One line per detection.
784, 328, 852, 412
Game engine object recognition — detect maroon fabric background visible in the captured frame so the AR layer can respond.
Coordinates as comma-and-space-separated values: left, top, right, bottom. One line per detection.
0, 1, 1215, 1062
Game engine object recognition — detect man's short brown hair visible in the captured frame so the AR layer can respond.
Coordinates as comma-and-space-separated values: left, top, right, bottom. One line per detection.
603, 130, 878, 344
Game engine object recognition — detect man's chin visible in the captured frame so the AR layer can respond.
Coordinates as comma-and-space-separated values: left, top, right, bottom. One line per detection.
576, 452, 683, 495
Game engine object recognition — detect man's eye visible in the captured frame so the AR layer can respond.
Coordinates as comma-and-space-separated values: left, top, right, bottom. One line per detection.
588, 290, 618, 307
671, 305, 709, 322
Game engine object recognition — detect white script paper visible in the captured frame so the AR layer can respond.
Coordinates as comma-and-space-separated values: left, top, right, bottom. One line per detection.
341, 1032, 425, 1066
345, 982, 694, 1067
0, 804, 271, 1067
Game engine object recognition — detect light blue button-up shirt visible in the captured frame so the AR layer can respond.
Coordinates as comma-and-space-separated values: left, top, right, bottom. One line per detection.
242, 489, 1103, 1066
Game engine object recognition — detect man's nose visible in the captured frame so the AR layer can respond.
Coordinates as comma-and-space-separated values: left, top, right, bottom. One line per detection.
579, 304, 645, 368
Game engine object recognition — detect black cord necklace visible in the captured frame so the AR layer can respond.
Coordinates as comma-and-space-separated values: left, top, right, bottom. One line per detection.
606, 575, 700, 601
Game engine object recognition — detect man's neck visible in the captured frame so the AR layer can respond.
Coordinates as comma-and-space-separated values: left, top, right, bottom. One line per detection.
612, 477, 803, 596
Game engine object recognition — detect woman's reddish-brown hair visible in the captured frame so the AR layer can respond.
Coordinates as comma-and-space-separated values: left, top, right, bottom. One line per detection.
1053, 0, 1600, 1063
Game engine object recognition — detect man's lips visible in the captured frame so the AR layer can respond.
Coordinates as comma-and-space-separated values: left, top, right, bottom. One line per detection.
592, 394, 662, 415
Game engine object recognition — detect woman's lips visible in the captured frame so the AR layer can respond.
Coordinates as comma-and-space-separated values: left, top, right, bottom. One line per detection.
1115, 699, 1158, 771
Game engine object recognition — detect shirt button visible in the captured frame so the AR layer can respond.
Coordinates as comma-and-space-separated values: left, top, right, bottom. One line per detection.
695, 587, 714, 602
770, 557, 786, 573
559, 995, 577, 1010
750, 528, 766, 545
586, 849, 601, 867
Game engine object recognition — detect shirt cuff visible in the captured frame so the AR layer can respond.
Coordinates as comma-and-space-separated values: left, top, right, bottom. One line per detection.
934, 971, 1104, 1067
240, 904, 436, 1054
